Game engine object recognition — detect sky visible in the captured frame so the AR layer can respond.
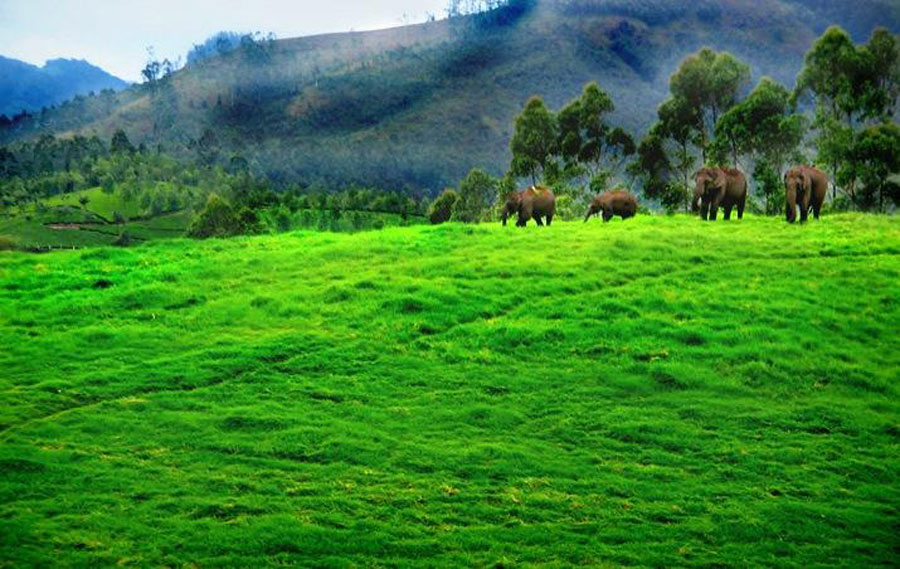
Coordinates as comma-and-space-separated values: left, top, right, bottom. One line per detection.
0, 0, 449, 81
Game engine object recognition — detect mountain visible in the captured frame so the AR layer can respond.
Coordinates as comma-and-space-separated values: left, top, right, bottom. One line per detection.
0, 56, 128, 117
1, 0, 897, 192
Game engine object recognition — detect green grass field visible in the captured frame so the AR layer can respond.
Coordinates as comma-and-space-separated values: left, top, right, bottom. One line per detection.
1, 214, 898, 567
43, 187, 147, 221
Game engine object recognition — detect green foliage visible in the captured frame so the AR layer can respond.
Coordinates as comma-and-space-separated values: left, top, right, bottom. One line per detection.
713, 77, 806, 212
429, 189, 459, 224
629, 133, 684, 213
557, 82, 636, 189
839, 122, 900, 210
0, 216, 898, 566
796, 26, 900, 207
452, 168, 498, 223
751, 160, 785, 216
669, 48, 751, 160
110, 129, 134, 154
186, 194, 245, 238
509, 96, 557, 185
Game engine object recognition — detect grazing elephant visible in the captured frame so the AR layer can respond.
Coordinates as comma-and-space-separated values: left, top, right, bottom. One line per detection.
692, 167, 747, 221
584, 189, 638, 222
501, 186, 556, 227
784, 165, 827, 223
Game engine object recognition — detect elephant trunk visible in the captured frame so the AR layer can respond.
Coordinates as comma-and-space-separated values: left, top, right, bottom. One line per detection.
501, 208, 508, 226
785, 187, 796, 223
691, 185, 703, 213
584, 207, 594, 222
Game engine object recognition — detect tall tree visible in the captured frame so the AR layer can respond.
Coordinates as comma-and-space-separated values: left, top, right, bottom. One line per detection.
713, 77, 806, 213
509, 96, 557, 185
669, 48, 750, 162
628, 132, 683, 213
795, 26, 900, 205
110, 130, 134, 155
840, 122, 900, 211
655, 97, 700, 210
557, 82, 635, 192
452, 167, 498, 222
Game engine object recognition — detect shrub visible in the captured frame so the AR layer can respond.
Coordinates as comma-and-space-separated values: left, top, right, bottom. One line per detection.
0, 235, 17, 250
186, 194, 241, 238
452, 168, 498, 223
113, 231, 133, 247
274, 206, 292, 232
429, 189, 459, 224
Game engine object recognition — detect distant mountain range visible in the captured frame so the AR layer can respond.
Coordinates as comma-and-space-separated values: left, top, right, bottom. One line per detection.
0, 56, 128, 116
0, 0, 898, 191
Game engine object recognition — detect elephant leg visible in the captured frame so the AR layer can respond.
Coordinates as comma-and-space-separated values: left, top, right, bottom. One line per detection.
602, 210, 613, 223
813, 201, 822, 220
724, 204, 733, 220
708, 201, 719, 221
533, 215, 544, 226
700, 200, 710, 221
737, 197, 745, 220
545, 213, 553, 226
800, 202, 809, 223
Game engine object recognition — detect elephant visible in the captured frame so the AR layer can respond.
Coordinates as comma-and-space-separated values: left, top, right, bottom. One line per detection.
784, 165, 827, 223
584, 189, 637, 222
501, 186, 556, 227
692, 167, 747, 221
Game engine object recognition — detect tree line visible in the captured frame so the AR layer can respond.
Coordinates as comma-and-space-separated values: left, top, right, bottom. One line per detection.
0, 129, 430, 239
434, 24, 898, 224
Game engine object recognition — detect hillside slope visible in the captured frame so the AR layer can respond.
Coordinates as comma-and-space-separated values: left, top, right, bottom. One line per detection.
1, 216, 898, 566
1, 0, 898, 191
0, 57, 128, 116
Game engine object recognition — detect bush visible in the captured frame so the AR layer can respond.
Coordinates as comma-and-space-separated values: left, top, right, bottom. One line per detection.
429, 189, 459, 224
113, 231, 133, 247
236, 206, 265, 235
452, 168, 498, 223
0, 235, 17, 250
186, 194, 242, 238
274, 206, 292, 232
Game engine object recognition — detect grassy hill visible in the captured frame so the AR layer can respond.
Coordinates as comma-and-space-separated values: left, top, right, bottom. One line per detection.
0, 186, 427, 251
1, 215, 898, 566
2, 0, 897, 191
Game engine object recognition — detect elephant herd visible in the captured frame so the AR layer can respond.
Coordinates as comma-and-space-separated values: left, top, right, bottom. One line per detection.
500, 165, 828, 226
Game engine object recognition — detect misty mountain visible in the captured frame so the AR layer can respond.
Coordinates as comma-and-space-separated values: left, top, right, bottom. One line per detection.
0, 56, 128, 117
1, 0, 897, 192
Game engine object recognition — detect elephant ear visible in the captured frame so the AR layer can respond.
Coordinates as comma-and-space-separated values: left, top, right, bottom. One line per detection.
715, 169, 728, 188
801, 171, 813, 195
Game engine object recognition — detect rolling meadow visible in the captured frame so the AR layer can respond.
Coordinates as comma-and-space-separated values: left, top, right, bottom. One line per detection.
1, 214, 898, 567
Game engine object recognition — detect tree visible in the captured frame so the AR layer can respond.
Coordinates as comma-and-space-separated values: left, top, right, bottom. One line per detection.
452, 168, 498, 222
713, 77, 806, 213
654, 97, 700, 210
669, 48, 750, 162
795, 27, 900, 204
110, 130, 134, 154
557, 82, 635, 192
196, 129, 220, 166
839, 122, 900, 211
187, 194, 243, 238
628, 133, 683, 213
429, 189, 459, 224
509, 96, 557, 185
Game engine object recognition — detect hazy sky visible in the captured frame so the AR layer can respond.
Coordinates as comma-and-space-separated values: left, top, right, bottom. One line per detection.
0, 0, 449, 81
